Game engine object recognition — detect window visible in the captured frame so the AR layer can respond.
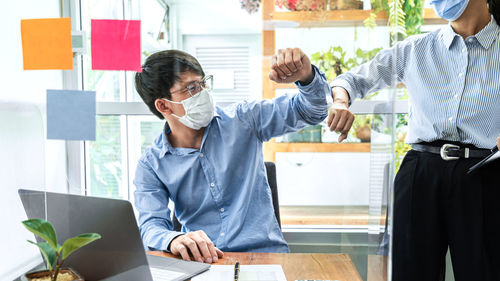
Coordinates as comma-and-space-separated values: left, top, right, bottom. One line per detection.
184, 34, 262, 104
79, 1, 263, 201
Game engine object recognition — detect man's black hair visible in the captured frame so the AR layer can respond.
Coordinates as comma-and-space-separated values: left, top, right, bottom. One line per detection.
135, 50, 205, 119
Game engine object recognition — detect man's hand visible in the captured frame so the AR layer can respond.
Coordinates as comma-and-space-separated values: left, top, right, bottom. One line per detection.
269, 48, 313, 85
497, 134, 500, 150
328, 87, 354, 142
170, 230, 224, 263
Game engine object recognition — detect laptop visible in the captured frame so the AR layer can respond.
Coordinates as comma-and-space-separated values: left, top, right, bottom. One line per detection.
18, 189, 210, 281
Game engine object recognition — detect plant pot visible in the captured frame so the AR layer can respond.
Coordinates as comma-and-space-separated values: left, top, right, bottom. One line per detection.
283, 124, 322, 142
23, 268, 84, 281
335, 0, 363, 9
355, 125, 371, 142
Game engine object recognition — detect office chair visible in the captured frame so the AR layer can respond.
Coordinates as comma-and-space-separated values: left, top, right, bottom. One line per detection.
172, 161, 281, 231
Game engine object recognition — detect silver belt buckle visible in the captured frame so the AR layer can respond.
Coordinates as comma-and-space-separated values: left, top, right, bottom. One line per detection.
440, 144, 460, 160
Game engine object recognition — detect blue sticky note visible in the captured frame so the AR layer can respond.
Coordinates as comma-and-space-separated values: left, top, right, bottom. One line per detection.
47, 90, 96, 140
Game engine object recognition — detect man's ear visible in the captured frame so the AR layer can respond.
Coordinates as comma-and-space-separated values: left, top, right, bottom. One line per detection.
155, 98, 172, 116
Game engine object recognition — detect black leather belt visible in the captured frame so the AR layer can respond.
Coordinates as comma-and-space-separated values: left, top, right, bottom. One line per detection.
411, 143, 491, 160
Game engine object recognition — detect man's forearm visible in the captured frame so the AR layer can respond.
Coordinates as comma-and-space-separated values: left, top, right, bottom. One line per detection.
140, 219, 184, 251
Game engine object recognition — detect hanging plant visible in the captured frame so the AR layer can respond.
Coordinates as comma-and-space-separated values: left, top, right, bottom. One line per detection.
388, 0, 407, 40
404, 0, 424, 36
240, 0, 261, 14
365, 0, 424, 41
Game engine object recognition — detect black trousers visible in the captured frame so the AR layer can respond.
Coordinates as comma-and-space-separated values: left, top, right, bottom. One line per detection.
392, 149, 500, 281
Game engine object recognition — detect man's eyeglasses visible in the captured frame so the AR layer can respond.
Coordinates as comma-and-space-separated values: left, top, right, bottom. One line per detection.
170, 75, 213, 97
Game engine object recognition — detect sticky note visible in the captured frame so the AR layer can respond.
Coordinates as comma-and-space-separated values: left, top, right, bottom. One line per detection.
47, 90, 96, 141
91, 19, 141, 71
21, 18, 73, 70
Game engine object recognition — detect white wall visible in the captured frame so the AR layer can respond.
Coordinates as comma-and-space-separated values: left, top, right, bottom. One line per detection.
0, 0, 68, 280
170, 0, 262, 37
277, 153, 370, 205
276, 25, 391, 59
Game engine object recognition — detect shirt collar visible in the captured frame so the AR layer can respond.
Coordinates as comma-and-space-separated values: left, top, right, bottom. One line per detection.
441, 23, 459, 50
474, 15, 499, 50
159, 110, 221, 158
441, 15, 499, 50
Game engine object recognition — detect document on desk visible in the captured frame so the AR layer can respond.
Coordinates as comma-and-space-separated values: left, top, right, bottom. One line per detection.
191, 265, 287, 281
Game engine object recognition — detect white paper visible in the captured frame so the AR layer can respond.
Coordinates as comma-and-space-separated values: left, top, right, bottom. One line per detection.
192, 265, 287, 281
150, 267, 186, 281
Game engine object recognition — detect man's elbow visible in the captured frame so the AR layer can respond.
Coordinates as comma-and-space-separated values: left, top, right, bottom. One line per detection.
304, 105, 328, 125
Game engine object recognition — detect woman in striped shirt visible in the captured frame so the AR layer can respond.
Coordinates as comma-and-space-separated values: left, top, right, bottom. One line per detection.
326, 0, 500, 280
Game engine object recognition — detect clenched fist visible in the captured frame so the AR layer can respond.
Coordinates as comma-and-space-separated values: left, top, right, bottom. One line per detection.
269, 48, 314, 85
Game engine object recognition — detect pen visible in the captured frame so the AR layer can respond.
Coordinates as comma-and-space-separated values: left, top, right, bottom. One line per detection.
234, 261, 240, 281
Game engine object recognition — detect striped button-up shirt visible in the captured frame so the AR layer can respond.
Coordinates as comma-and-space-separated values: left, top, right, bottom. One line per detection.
332, 16, 500, 149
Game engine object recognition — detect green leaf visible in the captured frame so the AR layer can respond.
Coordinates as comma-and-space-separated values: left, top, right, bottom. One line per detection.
22, 219, 58, 250
28, 240, 56, 270
61, 233, 101, 260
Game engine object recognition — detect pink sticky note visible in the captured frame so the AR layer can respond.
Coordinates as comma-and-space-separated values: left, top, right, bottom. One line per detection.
91, 19, 141, 72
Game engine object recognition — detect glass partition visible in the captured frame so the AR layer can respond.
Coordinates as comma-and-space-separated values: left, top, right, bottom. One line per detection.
0, 103, 46, 280
75, 0, 449, 280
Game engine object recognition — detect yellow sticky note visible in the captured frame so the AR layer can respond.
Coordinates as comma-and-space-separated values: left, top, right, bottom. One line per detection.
21, 18, 73, 70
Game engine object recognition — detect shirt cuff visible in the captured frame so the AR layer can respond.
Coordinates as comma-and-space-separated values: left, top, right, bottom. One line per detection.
294, 65, 322, 91
163, 231, 185, 252
330, 79, 354, 106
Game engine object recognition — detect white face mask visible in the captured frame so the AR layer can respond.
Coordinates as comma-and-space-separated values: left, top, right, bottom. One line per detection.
164, 89, 216, 130
430, 0, 469, 21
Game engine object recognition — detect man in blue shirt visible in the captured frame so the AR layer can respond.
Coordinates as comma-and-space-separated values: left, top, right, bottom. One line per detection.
133, 48, 330, 263
327, 0, 500, 280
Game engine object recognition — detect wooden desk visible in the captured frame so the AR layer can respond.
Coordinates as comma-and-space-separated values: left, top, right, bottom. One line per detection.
148, 251, 363, 281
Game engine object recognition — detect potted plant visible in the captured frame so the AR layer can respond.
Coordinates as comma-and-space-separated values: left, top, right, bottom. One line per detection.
351, 115, 372, 142
311, 45, 382, 81
282, 124, 322, 142
276, 0, 328, 11
22, 218, 101, 281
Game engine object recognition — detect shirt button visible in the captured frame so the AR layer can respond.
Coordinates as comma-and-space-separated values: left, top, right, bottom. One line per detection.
449, 117, 453, 121
454, 94, 458, 98
462, 48, 466, 53
220, 232, 225, 236
200, 153, 204, 157
458, 73, 463, 77
220, 208, 225, 212
210, 182, 215, 187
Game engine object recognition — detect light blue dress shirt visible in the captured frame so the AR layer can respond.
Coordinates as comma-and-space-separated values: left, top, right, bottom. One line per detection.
332, 16, 500, 149
134, 66, 330, 253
